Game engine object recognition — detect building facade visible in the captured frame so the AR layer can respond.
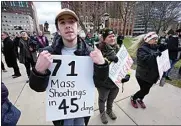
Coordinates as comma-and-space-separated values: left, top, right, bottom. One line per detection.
61, 1, 134, 36
1, 1, 38, 34
133, 3, 155, 36
1, 12, 34, 36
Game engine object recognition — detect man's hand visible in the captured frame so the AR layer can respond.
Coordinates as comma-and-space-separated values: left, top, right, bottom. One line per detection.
90, 46, 105, 65
35, 51, 53, 74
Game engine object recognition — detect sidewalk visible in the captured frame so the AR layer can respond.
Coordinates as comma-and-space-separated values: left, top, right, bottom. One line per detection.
2, 59, 181, 125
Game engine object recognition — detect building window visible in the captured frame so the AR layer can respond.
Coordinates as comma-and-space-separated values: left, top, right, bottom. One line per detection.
5, 20, 7, 22
10, 1, 12, 6
27, 21, 29, 23
3, 24, 5, 26
26, 2, 28, 7
13, 1, 15, 6
4, 16, 6, 18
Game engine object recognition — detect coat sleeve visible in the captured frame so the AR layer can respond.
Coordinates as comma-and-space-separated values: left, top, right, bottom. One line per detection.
93, 61, 109, 86
29, 67, 51, 92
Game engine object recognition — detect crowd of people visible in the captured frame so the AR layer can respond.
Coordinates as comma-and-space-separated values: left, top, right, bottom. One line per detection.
2, 30, 49, 82
1, 8, 181, 126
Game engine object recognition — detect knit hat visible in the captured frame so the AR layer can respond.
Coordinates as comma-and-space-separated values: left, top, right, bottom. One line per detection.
144, 32, 158, 43
102, 28, 114, 40
55, 8, 79, 30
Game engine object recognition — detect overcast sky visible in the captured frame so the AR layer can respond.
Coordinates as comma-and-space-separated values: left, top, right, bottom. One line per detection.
33, 2, 61, 33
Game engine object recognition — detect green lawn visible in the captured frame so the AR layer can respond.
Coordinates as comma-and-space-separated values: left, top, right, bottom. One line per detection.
175, 60, 181, 69
123, 37, 133, 49
124, 37, 181, 88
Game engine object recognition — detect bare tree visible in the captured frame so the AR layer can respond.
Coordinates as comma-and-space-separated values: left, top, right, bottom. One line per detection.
150, 1, 181, 33
91, 1, 105, 33
67, 2, 87, 33
135, 2, 156, 33
118, 1, 136, 35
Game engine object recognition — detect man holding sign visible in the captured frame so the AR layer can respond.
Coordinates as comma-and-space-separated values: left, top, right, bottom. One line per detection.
29, 8, 109, 126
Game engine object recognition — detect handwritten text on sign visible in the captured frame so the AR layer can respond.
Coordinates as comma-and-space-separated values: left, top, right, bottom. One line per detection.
156, 49, 171, 79
46, 55, 95, 121
109, 45, 133, 88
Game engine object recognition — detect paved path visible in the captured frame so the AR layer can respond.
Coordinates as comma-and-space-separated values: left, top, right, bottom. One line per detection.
2, 57, 181, 125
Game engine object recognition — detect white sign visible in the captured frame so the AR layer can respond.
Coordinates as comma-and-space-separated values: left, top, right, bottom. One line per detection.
109, 45, 133, 88
46, 55, 95, 121
156, 49, 171, 79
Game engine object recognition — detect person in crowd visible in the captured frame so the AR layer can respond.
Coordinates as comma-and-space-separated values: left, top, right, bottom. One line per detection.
28, 8, 109, 126
30, 31, 38, 42
13, 33, 21, 59
1, 61, 7, 72
1, 82, 21, 125
130, 32, 167, 109
36, 31, 49, 51
158, 31, 167, 44
162, 29, 181, 80
117, 31, 124, 47
97, 28, 130, 124
85, 32, 94, 47
176, 29, 181, 75
18, 31, 37, 83
1, 32, 21, 78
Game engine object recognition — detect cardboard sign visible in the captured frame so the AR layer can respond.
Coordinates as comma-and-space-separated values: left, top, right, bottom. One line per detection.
46, 55, 95, 121
156, 49, 171, 79
109, 45, 133, 88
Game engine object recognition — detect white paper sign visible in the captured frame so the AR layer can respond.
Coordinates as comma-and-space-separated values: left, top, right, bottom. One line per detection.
156, 49, 171, 79
109, 45, 133, 88
46, 55, 95, 121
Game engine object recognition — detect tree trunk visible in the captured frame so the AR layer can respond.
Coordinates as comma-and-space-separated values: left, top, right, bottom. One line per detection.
79, 20, 87, 34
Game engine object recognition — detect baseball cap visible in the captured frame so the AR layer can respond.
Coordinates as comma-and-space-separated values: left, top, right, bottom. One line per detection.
55, 8, 79, 22
55, 8, 79, 30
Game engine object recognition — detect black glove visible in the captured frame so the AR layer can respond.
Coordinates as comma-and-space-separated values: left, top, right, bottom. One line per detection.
108, 55, 119, 63
154, 50, 162, 57
121, 74, 130, 83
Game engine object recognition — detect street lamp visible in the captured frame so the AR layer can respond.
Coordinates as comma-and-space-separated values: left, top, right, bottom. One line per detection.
104, 13, 109, 28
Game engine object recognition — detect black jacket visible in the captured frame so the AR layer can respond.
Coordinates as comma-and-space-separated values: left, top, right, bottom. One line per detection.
18, 38, 37, 64
98, 43, 120, 89
166, 36, 181, 60
29, 36, 109, 126
136, 43, 165, 84
2, 37, 18, 68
